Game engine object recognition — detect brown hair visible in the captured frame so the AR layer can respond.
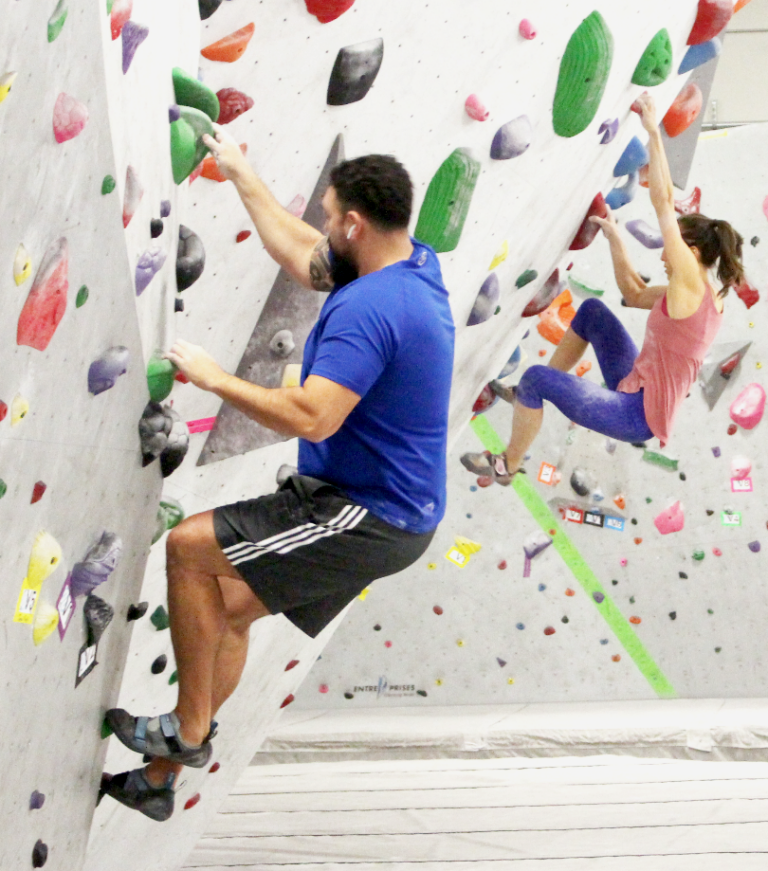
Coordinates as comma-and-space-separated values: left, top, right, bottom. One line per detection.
678, 213, 744, 295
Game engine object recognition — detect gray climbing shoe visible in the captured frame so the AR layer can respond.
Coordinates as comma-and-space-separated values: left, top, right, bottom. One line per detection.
99, 768, 175, 822
489, 380, 517, 404
460, 451, 521, 486
105, 709, 212, 768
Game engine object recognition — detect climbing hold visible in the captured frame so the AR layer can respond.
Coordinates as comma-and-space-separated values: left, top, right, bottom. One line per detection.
159, 409, 189, 478
182, 792, 202, 811
749, 541, 761, 553
576, 361, 591, 377
490, 116, 532, 160
498, 345, 523, 379
11, 394, 29, 426
543, 626, 556, 636
751, 236, 759, 247
472, 384, 496, 415
216, 88, 254, 125
101, 175, 116, 195
285, 194, 307, 218
13, 243, 32, 287
14, 531, 62, 627
662, 82, 703, 137
76, 285, 89, 307
280, 694, 295, 709
693, 549, 705, 561
17, 237, 68, 352
200, 142, 247, 183
53, 93, 88, 143
151, 654, 168, 675
730, 382, 766, 429
70, 532, 123, 597
32, 839, 48, 868
523, 269, 563, 317
467, 274, 500, 326
654, 501, 684, 535
433, 605, 443, 615
570, 467, 592, 497
0, 71, 18, 105
285, 659, 299, 671
29, 791, 45, 810
236, 230, 251, 243
176, 225, 206, 291
122, 21, 149, 74
687, 0, 733, 45
172, 67, 220, 122
160, 200, 171, 218
209, 761, 221, 773
488, 241, 508, 270
48, 0, 68, 42
497, 560, 507, 570
552, 11, 613, 138
570, 193, 608, 250
199, 0, 223, 19
84, 595, 114, 646
477, 476, 493, 488
201, 23, 255, 63
414, 148, 480, 253
122, 165, 143, 228
633, 28, 674, 85
614, 137, 648, 178
642, 450, 678, 471
152, 497, 185, 544
150, 604, 170, 631
0, 402, 5, 424
516, 269, 538, 289
734, 281, 760, 309
598, 118, 618, 145
605, 171, 638, 210
170, 106, 214, 184
135, 245, 167, 295
713, 547, 722, 556
344, 692, 354, 699
537, 288, 575, 345
327, 37, 384, 106
674, 187, 702, 215
150, 218, 164, 238
519, 19, 536, 39
88, 346, 130, 396
269, 329, 295, 358
464, 94, 489, 121
626, 219, 663, 249
127, 602, 148, 621
31, 600, 59, 645
731, 456, 751, 480
110, 0, 132, 39
146, 353, 176, 403
305, 0, 355, 23
679, 37, 722, 74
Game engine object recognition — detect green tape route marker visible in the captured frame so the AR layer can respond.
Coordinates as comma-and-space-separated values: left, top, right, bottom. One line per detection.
470, 414, 676, 699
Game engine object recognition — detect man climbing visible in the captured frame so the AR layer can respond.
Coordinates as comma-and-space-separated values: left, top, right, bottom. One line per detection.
100, 125, 455, 820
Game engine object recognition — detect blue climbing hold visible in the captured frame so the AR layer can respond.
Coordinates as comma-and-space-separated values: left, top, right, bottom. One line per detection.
678, 37, 722, 74
613, 136, 648, 177
605, 171, 638, 210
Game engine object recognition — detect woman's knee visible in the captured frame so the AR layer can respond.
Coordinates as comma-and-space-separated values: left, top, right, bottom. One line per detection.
516, 365, 548, 408
571, 296, 609, 338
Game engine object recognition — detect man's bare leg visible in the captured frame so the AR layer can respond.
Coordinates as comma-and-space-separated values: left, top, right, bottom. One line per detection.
548, 326, 588, 373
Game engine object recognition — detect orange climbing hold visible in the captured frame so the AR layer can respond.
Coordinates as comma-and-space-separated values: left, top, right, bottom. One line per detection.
629, 616, 641, 624
201, 23, 255, 62
200, 143, 247, 182
576, 361, 592, 377
662, 82, 703, 137
17, 238, 68, 351
734, 0, 754, 11
537, 289, 575, 345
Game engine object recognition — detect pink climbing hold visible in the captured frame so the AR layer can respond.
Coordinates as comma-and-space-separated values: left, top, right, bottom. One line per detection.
122, 165, 143, 228
17, 237, 68, 351
731, 456, 751, 479
730, 382, 766, 430
519, 19, 536, 39
53, 93, 89, 143
110, 0, 132, 40
464, 94, 489, 122
654, 501, 684, 535
285, 194, 307, 218
763, 195, 768, 221
319, 684, 329, 693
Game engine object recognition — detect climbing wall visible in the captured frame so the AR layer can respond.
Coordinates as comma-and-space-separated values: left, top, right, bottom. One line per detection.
1, 0, 742, 869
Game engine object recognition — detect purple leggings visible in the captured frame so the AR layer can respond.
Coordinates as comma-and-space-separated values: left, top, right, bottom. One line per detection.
515, 298, 654, 443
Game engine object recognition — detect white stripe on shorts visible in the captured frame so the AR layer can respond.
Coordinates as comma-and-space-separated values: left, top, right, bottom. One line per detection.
222, 503, 368, 567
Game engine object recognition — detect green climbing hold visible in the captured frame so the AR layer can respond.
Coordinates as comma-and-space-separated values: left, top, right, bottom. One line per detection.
553, 11, 614, 138
414, 148, 480, 253
76, 285, 89, 307
515, 269, 538, 289
150, 604, 170, 631
101, 717, 114, 739
168, 670, 178, 685
146, 353, 176, 402
632, 28, 673, 87
0, 479, 6, 499
101, 175, 116, 194
568, 275, 605, 297
642, 450, 678, 470
47, 0, 68, 42
170, 106, 214, 185
692, 549, 705, 561
172, 67, 220, 123
106, 0, 114, 12
152, 497, 185, 544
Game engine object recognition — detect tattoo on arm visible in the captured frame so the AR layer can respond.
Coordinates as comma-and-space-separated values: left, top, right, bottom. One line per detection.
309, 237, 335, 292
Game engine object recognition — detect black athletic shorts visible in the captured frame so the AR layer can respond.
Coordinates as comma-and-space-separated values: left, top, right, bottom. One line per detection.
212, 475, 435, 638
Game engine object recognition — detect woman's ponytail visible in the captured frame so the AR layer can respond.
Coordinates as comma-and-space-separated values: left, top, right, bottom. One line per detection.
678, 214, 745, 294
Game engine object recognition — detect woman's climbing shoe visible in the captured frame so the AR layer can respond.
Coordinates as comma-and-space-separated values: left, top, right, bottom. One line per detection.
105, 709, 212, 768
99, 767, 175, 821
460, 451, 517, 485
489, 380, 517, 404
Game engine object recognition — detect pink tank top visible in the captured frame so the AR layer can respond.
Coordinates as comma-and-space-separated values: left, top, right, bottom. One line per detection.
617, 288, 722, 446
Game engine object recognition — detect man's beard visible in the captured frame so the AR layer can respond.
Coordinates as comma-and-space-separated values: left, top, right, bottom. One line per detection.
329, 243, 359, 288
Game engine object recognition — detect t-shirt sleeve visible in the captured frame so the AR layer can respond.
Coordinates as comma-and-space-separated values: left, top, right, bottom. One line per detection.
307, 293, 395, 398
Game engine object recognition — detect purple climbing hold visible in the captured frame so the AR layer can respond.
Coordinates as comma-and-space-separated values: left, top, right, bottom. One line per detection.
88, 346, 130, 395
749, 541, 761, 553
467, 273, 500, 325
135, 246, 168, 295
490, 115, 532, 160
169, 104, 181, 123
29, 790, 46, 810
593, 591, 605, 604
122, 21, 149, 74
598, 118, 618, 145
160, 200, 171, 218
712, 446, 721, 457
496, 657, 507, 667
70, 531, 123, 597
626, 219, 663, 249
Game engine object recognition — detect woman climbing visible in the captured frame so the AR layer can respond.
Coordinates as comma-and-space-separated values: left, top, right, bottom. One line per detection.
462, 92, 744, 485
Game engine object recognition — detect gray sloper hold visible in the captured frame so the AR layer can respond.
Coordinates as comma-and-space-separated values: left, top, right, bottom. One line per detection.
139, 401, 171, 466
490, 115, 532, 160
84, 595, 114, 645
176, 225, 205, 291
327, 39, 384, 106
467, 274, 499, 325
269, 329, 295, 358
160, 407, 189, 477
570, 467, 593, 497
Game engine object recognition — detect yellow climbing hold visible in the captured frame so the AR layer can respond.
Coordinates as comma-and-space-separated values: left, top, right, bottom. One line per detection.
11, 393, 29, 426
281, 363, 302, 388
488, 240, 509, 270
14, 531, 63, 625
445, 536, 482, 568
456, 639, 465, 647
757, 362, 763, 369
32, 600, 59, 645
749, 322, 755, 328
358, 587, 370, 601
427, 562, 437, 570
507, 677, 515, 685
435, 678, 444, 686
14, 244, 32, 286
0, 71, 18, 104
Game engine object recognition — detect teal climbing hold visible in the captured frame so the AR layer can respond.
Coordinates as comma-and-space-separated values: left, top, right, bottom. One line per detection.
553, 11, 613, 138
101, 174, 116, 194
147, 353, 176, 402
515, 269, 538, 289
632, 29, 673, 87
170, 106, 213, 184
172, 67, 220, 122
414, 148, 480, 253
150, 604, 170, 630
48, 0, 68, 42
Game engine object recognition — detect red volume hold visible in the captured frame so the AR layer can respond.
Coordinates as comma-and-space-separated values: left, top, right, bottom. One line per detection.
17, 237, 69, 351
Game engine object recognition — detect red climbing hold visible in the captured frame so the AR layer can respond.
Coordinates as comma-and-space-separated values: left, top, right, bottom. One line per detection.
209, 761, 220, 773
31, 481, 47, 503
734, 280, 759, 309
200, 143, 247, 182
17, 237, 68, 351
687, 0, 733, 45
472, 383, 496, 415
53, 93, 89, 143
433, 605, 444, 615
201, 23, 255, 63
477, 475, 493, 488
305, 0, 355, 24
236, 230, 251, 243
727, 423, 738, 435
184, 793, 201, 810
280, 694, 295, 708
675, 187, 701, 215
720, 352, 742, 377
497, 561, 507, 570
569, 192, 607, 250
612, 654, 621, 662
122, 165, 143, 228
544, 626, 556, 636
216, 88, 254, 124
662, 82, 703, 137
110, 0, 132, 40
0, 401, 6, 422
565, 588, 575, 596
284, 659, 299, 671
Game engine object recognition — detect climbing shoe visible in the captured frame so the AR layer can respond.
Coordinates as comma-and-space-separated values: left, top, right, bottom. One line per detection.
99, 768, 175, 821
488, 380, 517, 404
105, 709, 212, 768
460, 451, 520, 486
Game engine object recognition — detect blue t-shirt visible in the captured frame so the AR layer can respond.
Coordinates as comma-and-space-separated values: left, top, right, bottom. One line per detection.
298, 239, 454, 533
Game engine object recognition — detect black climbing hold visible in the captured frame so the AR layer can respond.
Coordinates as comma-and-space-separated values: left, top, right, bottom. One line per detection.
417, 690, 427, 697
139, 401, 189, 476
174, 298, 185, 313
669, 611, 677, 620
631, 518, 638, 525
160, 408, 190, 477
620, 298, 628, 306
127, 602, 148, 621
561, 616, 569, 623
631, 442, 647, 449
151, 654, 168, 674
29, 790, 45, 810
344, 692, 354, 700
629, 596, 636, 604
176, 225, 205, 291
32, 839, 48, 868
715, 647, 722, 653
751, 236, 760, 247
679, 572, 688, 579
198, 0, 222, 20
150, 604, 170, 631
639, 273, 651, 284
706, 509, 714, 516
327, 38, 384, 106
84, 595, 114, 646
679, 472, 686, 481
611, 579, 618, 585
373, 624, 381, 631
150, 218, 164, 238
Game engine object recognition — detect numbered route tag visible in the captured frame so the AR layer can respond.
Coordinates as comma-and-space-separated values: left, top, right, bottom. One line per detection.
721, 511, 742, 527
14, 584, 39, 624
445, 536, 482, 568
564, 507, 584, 524
605, 515, 625, 532
731, 477, 753, 493
538, 462, 557, 485
584, 511, 605, 528
75, 642, 98, 687
56, 574, 76, 640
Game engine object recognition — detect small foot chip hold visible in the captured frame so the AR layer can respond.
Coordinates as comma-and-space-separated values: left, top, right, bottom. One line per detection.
151, 654, 168, 675
29, 790, 45, 810
122, 21, 149, 74
464, 94, 489, 121
184, 793, 201, 810
17, 237, 68, 351
127, 601, 148, 621
327, 38, 384, 105
467, 274, 499, 326
749, 541, 761, 553
176, 225, 205, 291
662, 82, 703, 137
101, 174, 116, 195
280, 694, 295, 709
88, 346, 130, 395
490, 115, 532, 160
31, 481, 47, 504
32, 839, 48, 868
519, 19, 536, 39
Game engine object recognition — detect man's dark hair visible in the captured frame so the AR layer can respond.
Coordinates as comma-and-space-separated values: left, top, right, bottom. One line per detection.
329, 155, 412, 231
